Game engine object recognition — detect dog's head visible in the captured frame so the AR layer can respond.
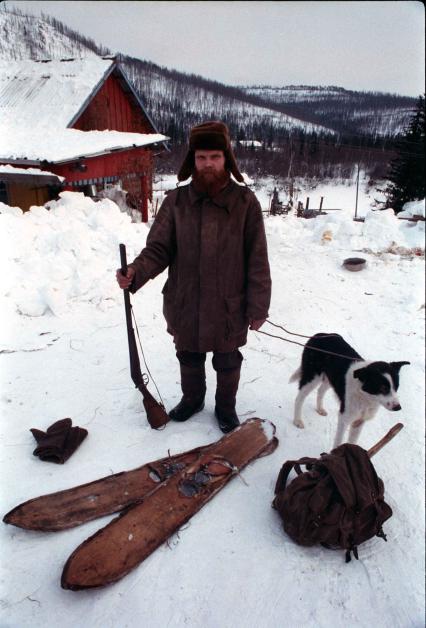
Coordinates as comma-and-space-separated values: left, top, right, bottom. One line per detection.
353, 361, 410, 411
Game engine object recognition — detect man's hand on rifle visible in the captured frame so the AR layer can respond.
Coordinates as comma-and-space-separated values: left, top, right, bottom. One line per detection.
116, 267, 135, 290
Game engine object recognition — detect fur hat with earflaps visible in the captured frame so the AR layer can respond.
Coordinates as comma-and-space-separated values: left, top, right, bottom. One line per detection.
177, 121, 244, 183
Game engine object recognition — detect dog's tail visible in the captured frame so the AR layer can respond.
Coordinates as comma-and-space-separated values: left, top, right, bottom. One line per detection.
289, 366, 301, 384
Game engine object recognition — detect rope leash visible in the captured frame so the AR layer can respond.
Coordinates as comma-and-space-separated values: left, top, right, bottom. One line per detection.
128, 309, 362, 406
258, 320, 364, 361
266, 319, 313, 339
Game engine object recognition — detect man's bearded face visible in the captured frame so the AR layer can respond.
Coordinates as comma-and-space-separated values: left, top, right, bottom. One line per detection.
194, 150, 226, 183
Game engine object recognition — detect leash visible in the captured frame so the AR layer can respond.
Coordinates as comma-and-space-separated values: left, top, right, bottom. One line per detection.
257, 320, 364, 361
266, 320, 314, 339
129, 308, 361, 391
132, 313, 360, 369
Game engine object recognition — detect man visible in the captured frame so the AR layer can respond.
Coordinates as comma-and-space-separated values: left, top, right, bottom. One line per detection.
116, 121, 271, 433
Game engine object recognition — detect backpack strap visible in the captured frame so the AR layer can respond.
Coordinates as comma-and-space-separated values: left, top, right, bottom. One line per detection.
274, 457, 319, 495
319, 447, 358, 508
321, 541, 360, 563
343, 444, 383, 509
376, 528, 388, 542
345, 545, 359, 563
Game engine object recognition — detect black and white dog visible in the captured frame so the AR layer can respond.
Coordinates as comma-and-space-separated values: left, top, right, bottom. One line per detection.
290, 333, 410, 447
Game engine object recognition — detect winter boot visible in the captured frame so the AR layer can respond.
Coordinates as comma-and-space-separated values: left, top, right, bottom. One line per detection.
169, 363, 206, 422
214, 367, 241, 434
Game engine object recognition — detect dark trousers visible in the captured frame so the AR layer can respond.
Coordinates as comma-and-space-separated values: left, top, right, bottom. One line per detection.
176, 350, 243, 412
176, 350, 243, 371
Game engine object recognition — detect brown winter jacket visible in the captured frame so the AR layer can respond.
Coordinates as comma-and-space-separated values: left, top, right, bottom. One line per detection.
129, 179, 271, 353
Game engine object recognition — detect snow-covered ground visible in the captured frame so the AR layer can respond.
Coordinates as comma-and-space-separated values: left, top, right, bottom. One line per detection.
0, 178, 424, 628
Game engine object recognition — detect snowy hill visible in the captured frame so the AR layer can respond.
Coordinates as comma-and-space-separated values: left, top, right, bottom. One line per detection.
120, 56, 334, 139
0, 7, 415, 143
0, 182, 424, 627
0, 10, 108, 60
0, 9, 334, 139
243, 85, 417, 137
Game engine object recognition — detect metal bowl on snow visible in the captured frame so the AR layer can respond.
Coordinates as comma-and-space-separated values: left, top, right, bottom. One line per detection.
343, 257, 367, 272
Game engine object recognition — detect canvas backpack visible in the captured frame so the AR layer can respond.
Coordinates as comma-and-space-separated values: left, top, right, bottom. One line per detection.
272, 443, 393, 562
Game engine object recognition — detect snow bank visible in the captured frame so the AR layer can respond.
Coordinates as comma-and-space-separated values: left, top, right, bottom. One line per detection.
398, 198, 425, 218
1, 191, 424, 324
0, 192, 148, 319
361, 207, 425, 253
264, 207, 425, 256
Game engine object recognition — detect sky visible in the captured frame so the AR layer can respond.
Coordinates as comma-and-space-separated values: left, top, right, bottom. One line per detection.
4, 0, 425, 97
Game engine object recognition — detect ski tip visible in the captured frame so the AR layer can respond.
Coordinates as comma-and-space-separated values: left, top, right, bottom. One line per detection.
240, 417, 277, 440
3, 506, 21, 528
61, 573, 86, 591
3, 502, 62, 531
260, 418, 277, 441
61, 553, 97, 591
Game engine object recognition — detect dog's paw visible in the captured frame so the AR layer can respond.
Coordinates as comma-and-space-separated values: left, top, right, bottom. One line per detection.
293, 419, 305, 429
316, 408, 328, 416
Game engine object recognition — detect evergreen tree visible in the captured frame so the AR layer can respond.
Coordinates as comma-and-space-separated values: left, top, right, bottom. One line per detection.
385, 95, 425, 213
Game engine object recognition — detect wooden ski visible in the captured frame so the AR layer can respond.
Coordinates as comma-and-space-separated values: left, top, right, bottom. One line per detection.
3, 419, 277, 532
3, 448, 203, 531
59, 418, 277, 590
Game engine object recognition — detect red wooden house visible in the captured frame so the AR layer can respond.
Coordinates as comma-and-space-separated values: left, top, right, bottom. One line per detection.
0, 57, 168, 220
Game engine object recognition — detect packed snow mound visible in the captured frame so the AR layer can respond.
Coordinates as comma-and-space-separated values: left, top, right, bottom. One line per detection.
398, 198, 425, 218
0, 192, 149, 318
265, 207, 425, 256
361, 208, 425, 253
1, 192, 424, 320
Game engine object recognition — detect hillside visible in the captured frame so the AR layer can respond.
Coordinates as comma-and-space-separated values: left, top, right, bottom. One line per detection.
243, 85, 416, 137
119, 55, 335, 142
0, 9, 333, 140
1, 7, 420, 181
0, 9, 109, 61
0, 8, 416, 142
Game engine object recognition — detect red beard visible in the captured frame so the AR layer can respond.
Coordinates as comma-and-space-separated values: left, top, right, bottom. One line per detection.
192, 169, 230, 198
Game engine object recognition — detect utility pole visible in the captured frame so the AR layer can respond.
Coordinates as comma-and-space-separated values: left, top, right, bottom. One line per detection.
354, 163, 360, 220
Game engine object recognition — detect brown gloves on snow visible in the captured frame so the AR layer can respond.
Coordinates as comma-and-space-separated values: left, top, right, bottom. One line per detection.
30, 418, 88, 464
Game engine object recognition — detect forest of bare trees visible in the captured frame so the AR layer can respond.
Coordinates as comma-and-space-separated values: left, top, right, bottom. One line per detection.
120, 54, 415, 181
1, 6, 419, 184
156, 129, 398, 182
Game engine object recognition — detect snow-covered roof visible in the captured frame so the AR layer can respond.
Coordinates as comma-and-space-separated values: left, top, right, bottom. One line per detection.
0, 57, 117, 130
0, 57, 162, 138
0, 57, 167, 163
0, 124, 168, 163
0, 164, 64, 180
239, 140, 262, 147
0, 163, 65, 187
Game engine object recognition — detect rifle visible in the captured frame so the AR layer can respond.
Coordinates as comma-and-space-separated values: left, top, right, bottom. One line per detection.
119, 244, 169, 429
